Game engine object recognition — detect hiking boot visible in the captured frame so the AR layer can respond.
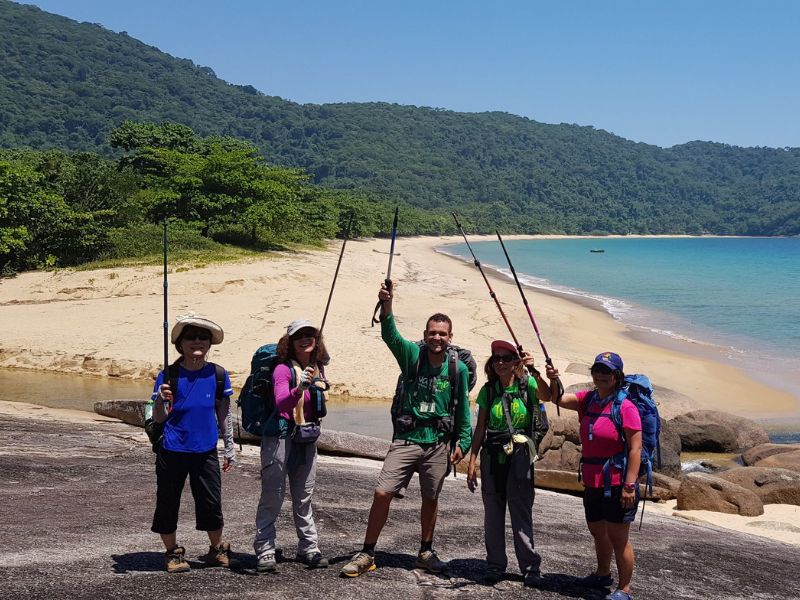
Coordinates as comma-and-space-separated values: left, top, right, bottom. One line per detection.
298, 551, 329, 569
523, 565, 542, 588
605, 590, 633, 600
340, 551, 376, 577
256, 553, 277, 573
579, 572, 614, 589
415, 549, 447, 574
165, 546, 190, 573
482, 568, 504, 585
201, 541, 232, 568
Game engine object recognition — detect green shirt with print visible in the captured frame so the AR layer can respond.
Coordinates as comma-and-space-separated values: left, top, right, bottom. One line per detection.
381, 314, 472, 453
476, 377, 539, 432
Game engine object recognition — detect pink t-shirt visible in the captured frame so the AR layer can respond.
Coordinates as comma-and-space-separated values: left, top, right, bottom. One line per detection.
576, 389, 642, 488
273, 362, 313, 421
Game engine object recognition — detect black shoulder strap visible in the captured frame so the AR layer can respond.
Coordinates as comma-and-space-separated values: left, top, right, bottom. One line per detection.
448, 348, 460, 415
211, 362, 225, 401
167, 363, 179, 397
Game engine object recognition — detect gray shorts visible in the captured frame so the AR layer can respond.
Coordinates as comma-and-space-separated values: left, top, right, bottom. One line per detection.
376, 439, 450, 500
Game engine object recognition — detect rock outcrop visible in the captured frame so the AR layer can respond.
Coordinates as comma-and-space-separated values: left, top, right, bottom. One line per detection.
717, 467, 800, 506
742, 443, 800, 466
754, 449, 800, 474
669, 410, 769, 453
676, 472, 764, 516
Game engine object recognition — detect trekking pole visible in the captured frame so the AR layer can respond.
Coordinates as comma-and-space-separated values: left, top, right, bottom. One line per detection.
318, 212, 355, 337
452, 213, 522, 352
162, 219, 169, 373
496, 231, 565, 414
371, 206, 399, 326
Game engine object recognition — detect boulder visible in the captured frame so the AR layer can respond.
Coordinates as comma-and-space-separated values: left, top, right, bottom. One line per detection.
755, 449, 800, 474
656, 417, 682, 477
650, 472, 681, 501
669, 410, 769, 453
717, 467, 800, 505
94, 399, 146, 426
317, 430, 390, 460
676, 472, 764, 516
534, 469, 584, 493
742, 443, 800, 466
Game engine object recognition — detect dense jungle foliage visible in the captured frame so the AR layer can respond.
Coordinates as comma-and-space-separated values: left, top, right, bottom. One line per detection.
1, 1, 799, 273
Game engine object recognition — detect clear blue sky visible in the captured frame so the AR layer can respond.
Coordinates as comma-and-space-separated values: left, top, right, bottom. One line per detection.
21, 0, 800, 148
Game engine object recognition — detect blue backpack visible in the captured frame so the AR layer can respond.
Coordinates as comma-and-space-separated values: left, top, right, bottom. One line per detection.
582, 374, 662, 498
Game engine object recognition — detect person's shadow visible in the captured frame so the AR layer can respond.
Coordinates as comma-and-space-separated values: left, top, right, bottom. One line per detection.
111, 552, 166, 573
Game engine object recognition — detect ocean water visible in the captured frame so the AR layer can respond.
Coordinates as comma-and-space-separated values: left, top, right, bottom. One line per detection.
440, 237, 800, 441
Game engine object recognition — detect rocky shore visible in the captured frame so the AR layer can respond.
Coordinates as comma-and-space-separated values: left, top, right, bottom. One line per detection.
2, 407, 800, 600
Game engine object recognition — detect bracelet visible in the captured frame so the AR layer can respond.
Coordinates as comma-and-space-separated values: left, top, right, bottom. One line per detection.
623, 482, 637, 491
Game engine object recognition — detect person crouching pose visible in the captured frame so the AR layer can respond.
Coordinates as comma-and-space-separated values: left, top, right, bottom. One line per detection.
466, 340, 553, 587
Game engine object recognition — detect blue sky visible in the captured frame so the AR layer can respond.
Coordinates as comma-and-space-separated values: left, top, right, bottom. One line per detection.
22, 0, 800, 148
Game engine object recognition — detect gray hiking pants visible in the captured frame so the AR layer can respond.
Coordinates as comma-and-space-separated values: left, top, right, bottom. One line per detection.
480, 447, 540, 574
253, 435, 319, 559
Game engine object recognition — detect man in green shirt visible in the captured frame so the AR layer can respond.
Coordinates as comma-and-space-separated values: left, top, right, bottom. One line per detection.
341, 283, 472, 578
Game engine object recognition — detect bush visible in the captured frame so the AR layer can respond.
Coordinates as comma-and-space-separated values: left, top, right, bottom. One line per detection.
105, 222, 223, 259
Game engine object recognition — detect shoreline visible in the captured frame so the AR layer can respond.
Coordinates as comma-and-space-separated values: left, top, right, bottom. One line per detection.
0, 234, 797, 421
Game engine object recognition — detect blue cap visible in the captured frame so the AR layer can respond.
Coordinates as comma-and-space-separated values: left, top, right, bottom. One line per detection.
592, 351, 623, 371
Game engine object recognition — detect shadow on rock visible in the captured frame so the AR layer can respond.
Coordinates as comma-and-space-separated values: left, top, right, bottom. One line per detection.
111, 551, 165, 573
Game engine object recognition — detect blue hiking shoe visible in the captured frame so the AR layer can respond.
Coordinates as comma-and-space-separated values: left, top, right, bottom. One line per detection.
606, 590, 632, 600
579, 572, 614, 588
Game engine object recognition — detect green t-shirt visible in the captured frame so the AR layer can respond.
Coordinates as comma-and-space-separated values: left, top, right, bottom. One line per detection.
381, 314, 472, 452
476, 377, 538, 432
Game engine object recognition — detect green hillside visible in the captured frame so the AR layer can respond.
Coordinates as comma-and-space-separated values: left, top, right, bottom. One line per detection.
1, 0, 799, 236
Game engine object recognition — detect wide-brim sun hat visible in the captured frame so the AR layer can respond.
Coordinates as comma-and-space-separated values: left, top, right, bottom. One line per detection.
287, 318, 318, 337
171, 313, 224, 345
592, 351, 623, 371
490, 339, 519, 357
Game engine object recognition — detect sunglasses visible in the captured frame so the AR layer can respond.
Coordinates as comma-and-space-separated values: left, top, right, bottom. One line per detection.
291, 329, 317, 340
591, 365, 613, 375
491, 354, 518, 364
182, 332, 211, 342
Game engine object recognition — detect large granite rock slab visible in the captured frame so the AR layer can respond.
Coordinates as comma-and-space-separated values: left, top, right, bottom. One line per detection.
676, 472, 764, 516
669, 410, 769, 453
717, 467, 800, 505
742, 443, 800, 466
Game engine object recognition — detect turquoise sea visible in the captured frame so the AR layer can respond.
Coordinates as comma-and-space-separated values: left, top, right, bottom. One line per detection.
440, 237, 800, 442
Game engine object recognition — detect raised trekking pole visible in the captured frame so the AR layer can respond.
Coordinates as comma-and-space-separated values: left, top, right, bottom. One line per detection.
162, 218, 169, 373
452, 213, 522, 351
496, 231, 565, 414
318, 211, 354, 337
371, 206, 399, 326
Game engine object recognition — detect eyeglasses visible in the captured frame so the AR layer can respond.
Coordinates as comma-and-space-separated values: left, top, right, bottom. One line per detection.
491, 354, 518, 364
182, 332, 211, 342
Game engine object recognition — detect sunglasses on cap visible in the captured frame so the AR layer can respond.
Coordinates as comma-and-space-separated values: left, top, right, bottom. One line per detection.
491, 354, 518, 364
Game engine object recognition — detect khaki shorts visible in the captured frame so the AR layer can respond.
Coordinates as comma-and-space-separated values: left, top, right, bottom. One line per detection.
376, 439, 450, 500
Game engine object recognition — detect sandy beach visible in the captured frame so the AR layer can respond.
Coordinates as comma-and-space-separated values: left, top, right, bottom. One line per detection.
0, 235, 797, 420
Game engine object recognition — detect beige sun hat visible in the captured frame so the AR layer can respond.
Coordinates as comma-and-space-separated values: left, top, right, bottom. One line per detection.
171, 313, 224, 345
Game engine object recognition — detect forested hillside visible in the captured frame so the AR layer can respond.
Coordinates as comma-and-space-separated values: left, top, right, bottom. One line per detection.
1, 1, 799, 236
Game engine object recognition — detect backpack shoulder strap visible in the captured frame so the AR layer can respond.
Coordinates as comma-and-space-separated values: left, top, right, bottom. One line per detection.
448, 347, 460, 414
211, 362, 226, 401
167, 363, 179, 398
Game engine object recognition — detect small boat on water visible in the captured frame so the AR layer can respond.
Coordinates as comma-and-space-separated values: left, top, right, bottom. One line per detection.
589, 249, 605, 253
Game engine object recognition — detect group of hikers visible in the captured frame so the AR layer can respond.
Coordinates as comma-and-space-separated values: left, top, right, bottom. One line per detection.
147, 281, 645, 600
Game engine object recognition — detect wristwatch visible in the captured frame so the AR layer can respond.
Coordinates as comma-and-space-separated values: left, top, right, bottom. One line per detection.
623, 482, 637, 492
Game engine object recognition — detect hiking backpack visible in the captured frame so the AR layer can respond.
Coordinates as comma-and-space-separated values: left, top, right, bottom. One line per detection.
581, 373, 662, 497
390, 342, 478, 431
237, 344, 328, 439
236, 344, 288, 438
